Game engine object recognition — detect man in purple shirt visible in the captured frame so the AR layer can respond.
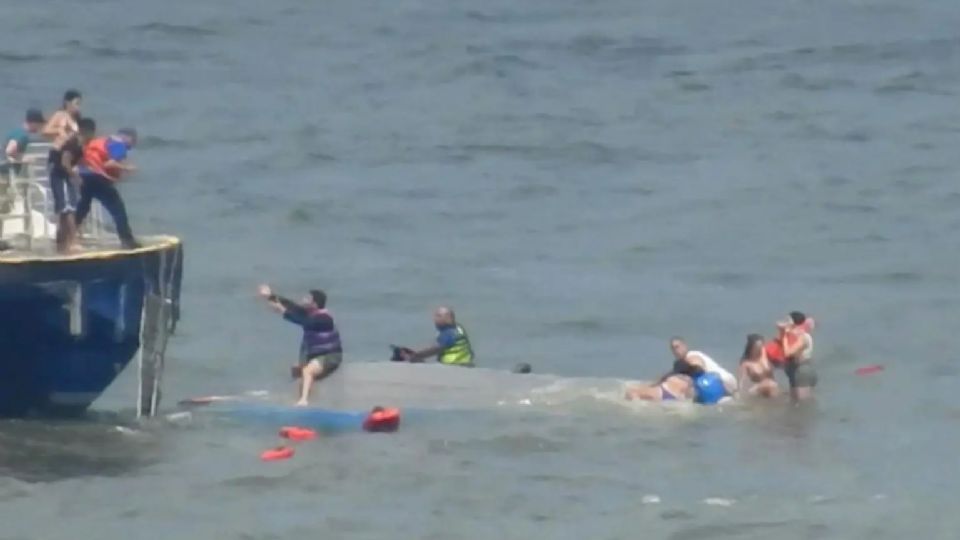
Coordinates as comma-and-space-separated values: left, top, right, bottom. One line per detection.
258, 284, 344, 406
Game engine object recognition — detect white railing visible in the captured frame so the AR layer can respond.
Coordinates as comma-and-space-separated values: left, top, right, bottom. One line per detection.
1, 141, 108, 251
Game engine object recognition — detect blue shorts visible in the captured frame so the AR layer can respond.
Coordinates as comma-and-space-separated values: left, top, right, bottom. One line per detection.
49, 165, 78, 214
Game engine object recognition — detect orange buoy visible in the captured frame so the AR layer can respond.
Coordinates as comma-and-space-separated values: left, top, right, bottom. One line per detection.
260, 446, 295, 461
279, 426, 318, 441
363, 406, 400, 433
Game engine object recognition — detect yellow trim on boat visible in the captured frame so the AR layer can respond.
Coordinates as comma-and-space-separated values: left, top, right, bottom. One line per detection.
0, 235, 181, 264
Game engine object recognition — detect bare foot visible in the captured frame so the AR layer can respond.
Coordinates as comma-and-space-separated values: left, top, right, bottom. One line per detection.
295, 399, 308, 407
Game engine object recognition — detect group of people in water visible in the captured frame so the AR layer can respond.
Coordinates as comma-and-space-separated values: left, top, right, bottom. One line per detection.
255, 282, 816, 406
2, 89, 141, 252
625, 312, 818, 404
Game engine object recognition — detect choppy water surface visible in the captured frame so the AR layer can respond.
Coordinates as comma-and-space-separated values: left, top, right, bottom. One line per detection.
2, 0, 960, 538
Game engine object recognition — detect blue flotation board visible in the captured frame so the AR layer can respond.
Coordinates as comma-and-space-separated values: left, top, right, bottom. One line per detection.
693, 372, 727, 405
211, 403, 368, 432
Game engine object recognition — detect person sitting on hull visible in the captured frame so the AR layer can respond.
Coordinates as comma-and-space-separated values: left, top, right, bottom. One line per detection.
257, 284, 343, 406
393, 306, 475, 367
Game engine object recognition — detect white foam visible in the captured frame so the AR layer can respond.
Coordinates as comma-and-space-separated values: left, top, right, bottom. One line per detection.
703, 497, 736, 507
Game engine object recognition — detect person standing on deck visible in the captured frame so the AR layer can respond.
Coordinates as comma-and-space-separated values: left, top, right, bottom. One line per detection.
3, 108, 45, 176
43, 91, 85, 252
42, 89, 82, 151
75, 126, 141, 249
394, 307, 475, 367
257, 284, 344, 406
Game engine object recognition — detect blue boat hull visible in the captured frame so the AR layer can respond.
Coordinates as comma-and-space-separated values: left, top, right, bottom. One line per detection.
0, 238, 183, 417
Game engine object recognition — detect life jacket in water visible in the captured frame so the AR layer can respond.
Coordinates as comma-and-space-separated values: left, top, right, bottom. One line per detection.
363, 407, 400, 432
438, 324, 474, 366
300, 307, 342, 360
766, 320, 815, 366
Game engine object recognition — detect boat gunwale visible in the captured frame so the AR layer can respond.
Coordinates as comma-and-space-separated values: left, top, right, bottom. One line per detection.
0, 235, 182, 265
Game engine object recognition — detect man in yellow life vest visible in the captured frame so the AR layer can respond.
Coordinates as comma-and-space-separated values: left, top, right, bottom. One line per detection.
394, 306, 475, 367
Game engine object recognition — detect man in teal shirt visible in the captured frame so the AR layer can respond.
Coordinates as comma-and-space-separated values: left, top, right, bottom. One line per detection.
3, 108, 45, 175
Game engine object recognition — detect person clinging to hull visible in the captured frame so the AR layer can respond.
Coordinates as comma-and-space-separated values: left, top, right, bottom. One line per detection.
624, 337, 732, 404
666, 337, 738, 396
625, 357, 726, 404
393, 306, 475, 367
257, 284, 344, 406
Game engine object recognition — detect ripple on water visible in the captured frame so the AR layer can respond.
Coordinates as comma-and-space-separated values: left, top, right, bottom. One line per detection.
875, 70, 950, 95
667, 520, 806, 540
131, 22, 219, 38
0, 51, 45, 63
818, 270, 925, 286
780, 73, 856, 92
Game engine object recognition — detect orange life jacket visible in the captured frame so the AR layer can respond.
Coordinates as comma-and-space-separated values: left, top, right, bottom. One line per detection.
82, 137, 121, 181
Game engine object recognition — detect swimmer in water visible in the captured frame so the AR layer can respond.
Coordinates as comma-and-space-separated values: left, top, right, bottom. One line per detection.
624, 370, 697, 402
625, 357, 728, 405
737, 334, 779, 398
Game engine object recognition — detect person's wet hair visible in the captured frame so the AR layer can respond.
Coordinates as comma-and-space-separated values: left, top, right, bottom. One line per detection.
63, 89, 81, 106
309, 289, 326, 309
789, 311, 806, 325
742, 333, 764, 360
672, 358, 704, 378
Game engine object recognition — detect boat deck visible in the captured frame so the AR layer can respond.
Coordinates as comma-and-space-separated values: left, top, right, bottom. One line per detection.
1, 141, 184, 266
0, 234, 181, 264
